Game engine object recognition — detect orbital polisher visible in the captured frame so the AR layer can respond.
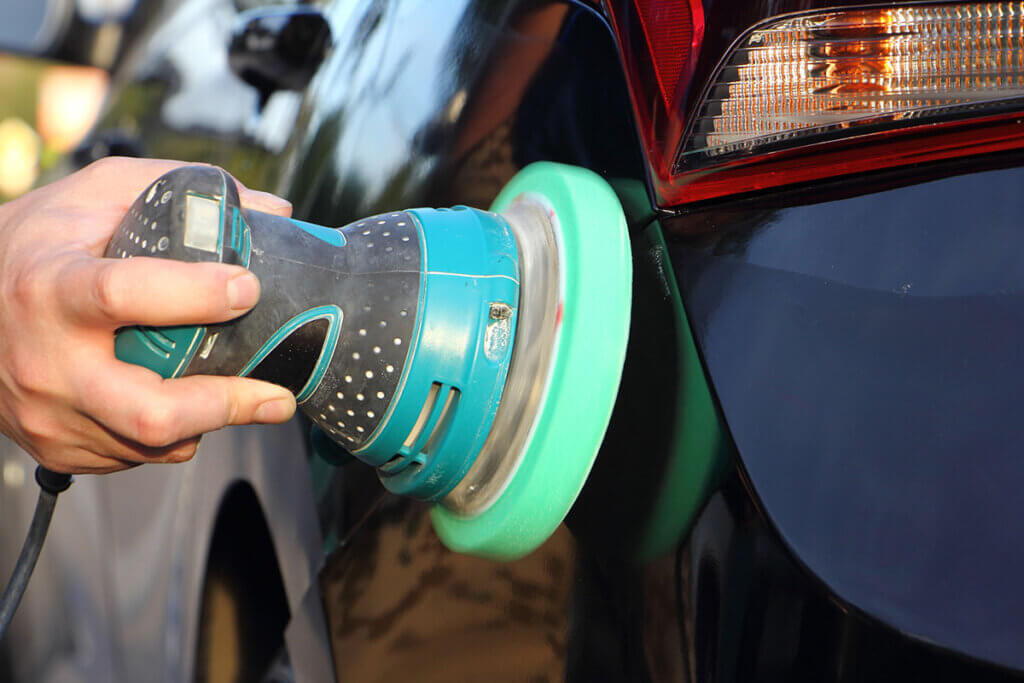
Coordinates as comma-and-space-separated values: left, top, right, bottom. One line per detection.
105, 162, 632, 560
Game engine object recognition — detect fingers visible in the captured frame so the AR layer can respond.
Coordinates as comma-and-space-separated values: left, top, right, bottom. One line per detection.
74, 360, 296, 452
60, 257, 262, 327
240, 188, 292, 217
37, 449, 137, 475
7, 400, 199, 472
8, 157, 297, 476
8, 418, 139, 473
25, 414, 205, 473
90, 427, 202, 465
69, 157, 292, 217
68, 157, 196, 208
40, 439, 196, 474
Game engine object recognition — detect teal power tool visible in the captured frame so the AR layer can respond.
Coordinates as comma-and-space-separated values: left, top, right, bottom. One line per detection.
107, 162, 632, 559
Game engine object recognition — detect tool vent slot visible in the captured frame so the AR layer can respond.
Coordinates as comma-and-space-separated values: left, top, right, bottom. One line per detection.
402, 382, 442, 450
249, 318, 329, 395
383, 383, 460, 475
422, 386, 459, 456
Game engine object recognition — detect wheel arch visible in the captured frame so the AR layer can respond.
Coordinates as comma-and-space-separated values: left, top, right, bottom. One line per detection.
193, 480, 290, 683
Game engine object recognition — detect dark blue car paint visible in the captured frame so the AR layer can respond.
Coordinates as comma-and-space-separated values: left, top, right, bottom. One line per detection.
75, 0, 1024, 679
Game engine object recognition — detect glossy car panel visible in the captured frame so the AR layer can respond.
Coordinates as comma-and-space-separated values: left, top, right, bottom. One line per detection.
4, 0, 1024, 680
665, 158, 1024, 674
0, 421, 333, 682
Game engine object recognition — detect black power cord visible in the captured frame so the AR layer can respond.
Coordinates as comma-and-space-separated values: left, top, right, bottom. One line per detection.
0, 467, 72, 639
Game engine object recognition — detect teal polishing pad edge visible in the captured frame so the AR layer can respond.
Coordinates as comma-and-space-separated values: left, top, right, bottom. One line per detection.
430, 162, 633, 560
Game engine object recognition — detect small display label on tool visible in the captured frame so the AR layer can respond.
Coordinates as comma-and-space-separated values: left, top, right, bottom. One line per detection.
184, 194, 221, 253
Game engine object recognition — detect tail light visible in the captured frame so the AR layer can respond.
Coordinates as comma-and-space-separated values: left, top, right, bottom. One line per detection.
605, 1, 1024, 206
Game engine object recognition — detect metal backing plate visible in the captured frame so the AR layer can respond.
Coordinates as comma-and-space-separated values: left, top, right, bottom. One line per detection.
430, 162, 632, 560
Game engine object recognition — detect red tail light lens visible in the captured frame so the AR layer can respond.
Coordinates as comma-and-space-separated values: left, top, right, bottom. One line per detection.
606, 2, 1024, 206
632, 0, 703, 110
605, 0, 705, 189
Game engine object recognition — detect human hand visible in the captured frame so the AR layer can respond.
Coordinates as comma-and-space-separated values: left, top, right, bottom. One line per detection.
0, 157, 298, 474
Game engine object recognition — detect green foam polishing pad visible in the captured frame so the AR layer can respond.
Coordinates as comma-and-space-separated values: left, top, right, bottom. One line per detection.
431, 162, 633, 560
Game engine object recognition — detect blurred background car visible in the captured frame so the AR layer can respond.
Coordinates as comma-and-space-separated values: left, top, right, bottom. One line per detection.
3, 0, 1024, 681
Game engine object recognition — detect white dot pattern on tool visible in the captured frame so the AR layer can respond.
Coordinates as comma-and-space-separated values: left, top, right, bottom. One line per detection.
161, 191, 172, 204
158, 237, 170, 251
317, 210, 419, 447
328, 404, 335, 411
147, 185, 157, 203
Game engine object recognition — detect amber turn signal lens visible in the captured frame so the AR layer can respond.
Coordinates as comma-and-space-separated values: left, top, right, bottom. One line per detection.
683, 4, 1024, 163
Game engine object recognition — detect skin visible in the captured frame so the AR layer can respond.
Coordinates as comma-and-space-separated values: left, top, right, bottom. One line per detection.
0, 157, 298, 474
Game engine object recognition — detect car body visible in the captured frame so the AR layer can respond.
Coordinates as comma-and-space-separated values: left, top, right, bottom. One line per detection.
2, 0, 1024, 681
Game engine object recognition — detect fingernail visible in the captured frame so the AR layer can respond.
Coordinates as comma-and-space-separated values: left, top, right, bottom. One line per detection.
246, 190, 292, 213
227, 272, 260, 311
254, 397, 295, 423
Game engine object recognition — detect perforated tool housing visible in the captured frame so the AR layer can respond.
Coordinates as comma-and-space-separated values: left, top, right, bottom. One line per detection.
109, 163, 631, 559
108, 166, 519, 502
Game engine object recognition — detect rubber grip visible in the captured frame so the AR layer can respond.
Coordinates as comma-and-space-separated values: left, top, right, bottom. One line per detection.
106, 166, 236, 377
105, 166, 424, 454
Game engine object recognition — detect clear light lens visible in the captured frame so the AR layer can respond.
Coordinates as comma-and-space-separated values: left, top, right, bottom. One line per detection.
682, 3, 1024, 163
